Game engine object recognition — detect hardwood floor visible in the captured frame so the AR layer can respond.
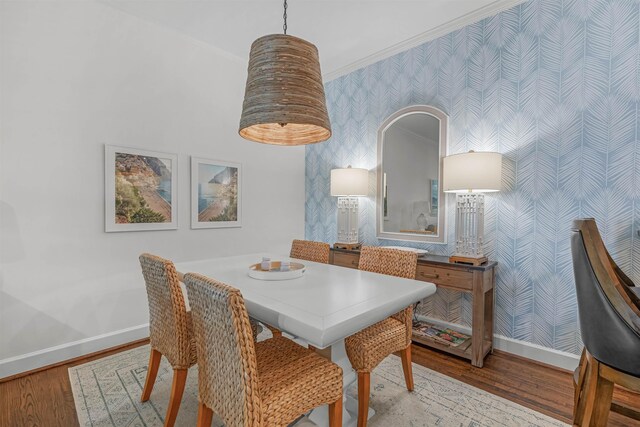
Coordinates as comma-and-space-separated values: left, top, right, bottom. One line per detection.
0, 340, 150, 427
411, 343, 640, 427
1, 340, 638, 426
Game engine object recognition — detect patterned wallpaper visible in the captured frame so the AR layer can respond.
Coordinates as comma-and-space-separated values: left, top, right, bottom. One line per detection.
305, 0, 640, 355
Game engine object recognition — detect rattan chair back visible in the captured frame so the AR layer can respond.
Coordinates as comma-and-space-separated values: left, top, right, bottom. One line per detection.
358, 246, 418, 342
183, 273, 262, 427
139, 253, 193, 369
290, 239, 330, 264
358, 246, 418, 279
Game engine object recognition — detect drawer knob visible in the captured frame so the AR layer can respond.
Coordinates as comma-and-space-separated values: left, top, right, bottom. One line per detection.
420, 272, 439, 279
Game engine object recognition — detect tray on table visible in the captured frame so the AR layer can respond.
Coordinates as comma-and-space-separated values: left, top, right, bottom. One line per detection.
248, 262, 305, 281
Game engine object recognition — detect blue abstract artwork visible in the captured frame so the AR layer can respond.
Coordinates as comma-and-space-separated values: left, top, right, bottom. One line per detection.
305, 0, 640, 354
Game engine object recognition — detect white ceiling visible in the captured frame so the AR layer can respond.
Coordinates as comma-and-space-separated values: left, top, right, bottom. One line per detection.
103, 0, 525, 81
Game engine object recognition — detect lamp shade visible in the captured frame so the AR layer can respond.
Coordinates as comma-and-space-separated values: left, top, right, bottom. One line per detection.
443, 151, 502, 193
239, 34, 332, 146
330, 167, 368, 196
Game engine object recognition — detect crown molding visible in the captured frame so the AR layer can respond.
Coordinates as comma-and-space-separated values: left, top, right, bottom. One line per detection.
324, 0, 529, 82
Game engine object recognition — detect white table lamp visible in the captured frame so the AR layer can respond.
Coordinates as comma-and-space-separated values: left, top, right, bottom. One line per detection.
443, 151, 502, 265
331, 166, 368, 248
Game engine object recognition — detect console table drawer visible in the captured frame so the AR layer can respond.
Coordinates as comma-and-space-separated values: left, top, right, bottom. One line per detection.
332, 252, 360, 269
415, 264, 473, 291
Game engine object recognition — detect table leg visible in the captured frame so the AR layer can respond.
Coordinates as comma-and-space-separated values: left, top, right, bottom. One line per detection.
299, 339, 372, 427
471, 271, 485, 368
484, 286, 495, 355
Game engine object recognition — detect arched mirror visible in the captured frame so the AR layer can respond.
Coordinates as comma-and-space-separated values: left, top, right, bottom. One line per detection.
376, 105, 448, 244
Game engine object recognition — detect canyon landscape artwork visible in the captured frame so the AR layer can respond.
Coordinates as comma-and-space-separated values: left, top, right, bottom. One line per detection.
105, 145, 177, 232
115, 153, 173, 224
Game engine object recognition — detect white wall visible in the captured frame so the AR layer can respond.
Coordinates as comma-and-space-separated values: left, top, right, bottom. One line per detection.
0, 1, 305, 377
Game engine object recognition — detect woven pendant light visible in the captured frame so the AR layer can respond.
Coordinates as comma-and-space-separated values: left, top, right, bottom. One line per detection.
239, 1, 331, 146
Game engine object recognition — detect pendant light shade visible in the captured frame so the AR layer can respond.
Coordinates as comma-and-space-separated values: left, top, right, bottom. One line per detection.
239, 34, 332, 145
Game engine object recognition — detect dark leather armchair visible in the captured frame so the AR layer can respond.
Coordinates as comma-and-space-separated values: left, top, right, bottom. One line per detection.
571, 219, 640, 426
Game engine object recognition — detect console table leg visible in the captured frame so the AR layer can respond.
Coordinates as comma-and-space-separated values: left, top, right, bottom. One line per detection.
485, 284, 495, 355
471, 271, 485, 368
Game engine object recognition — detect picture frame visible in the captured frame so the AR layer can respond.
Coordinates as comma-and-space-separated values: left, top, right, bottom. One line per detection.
105, 145, 178, 232
191, 157, 242, 229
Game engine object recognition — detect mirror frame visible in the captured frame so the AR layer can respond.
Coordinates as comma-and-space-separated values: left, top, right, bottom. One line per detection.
376, 105, 448, 244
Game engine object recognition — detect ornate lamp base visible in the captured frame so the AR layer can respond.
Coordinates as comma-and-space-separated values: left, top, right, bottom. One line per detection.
449, 193, 488, 265
336, 196, 360, 245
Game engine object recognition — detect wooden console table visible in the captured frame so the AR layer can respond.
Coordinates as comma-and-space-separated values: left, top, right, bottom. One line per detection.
329, 248, 497, 368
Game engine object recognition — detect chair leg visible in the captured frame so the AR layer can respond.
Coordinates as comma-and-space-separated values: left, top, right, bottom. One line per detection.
575, 353, 599, 427
141, 348, 162, 402
400, 345, 414, 392
196, 401, 214, 427
328, 396, 343, 427
591, 373, 614, 427
164, 368, 188, 427
357, 372, 370, 427
573, 348, 587, 422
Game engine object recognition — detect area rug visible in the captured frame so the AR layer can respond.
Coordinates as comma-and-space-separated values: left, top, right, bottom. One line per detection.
69, 342, 568, 427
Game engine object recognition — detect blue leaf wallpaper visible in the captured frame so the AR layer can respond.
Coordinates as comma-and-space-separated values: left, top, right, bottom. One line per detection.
305, 0, 640, 355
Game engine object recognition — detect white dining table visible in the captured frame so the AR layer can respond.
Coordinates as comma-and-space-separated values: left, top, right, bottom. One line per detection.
175, 253, 436, 427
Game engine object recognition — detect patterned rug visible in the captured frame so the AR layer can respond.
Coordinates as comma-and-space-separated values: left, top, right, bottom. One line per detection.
69, 342, 568, 427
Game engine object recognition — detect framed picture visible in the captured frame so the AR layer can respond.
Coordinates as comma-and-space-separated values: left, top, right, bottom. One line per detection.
430, 179, 438, 216
191, 157, 241, 229
105, 145, 178, 232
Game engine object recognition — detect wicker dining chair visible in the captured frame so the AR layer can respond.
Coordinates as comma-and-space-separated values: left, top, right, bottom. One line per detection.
345, 246, 418, 427
138, 253, 259, 427
290, 239, 331, 264
183, 272, 344, 427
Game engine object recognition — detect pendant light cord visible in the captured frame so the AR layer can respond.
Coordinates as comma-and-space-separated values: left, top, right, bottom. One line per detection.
278, 0, 289, 128
283, 0, 288, 34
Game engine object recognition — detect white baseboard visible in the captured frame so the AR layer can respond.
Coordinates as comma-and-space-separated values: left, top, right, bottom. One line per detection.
415, 315, 580, 372
494, 334, 580, 371
0, 323, 150, 380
